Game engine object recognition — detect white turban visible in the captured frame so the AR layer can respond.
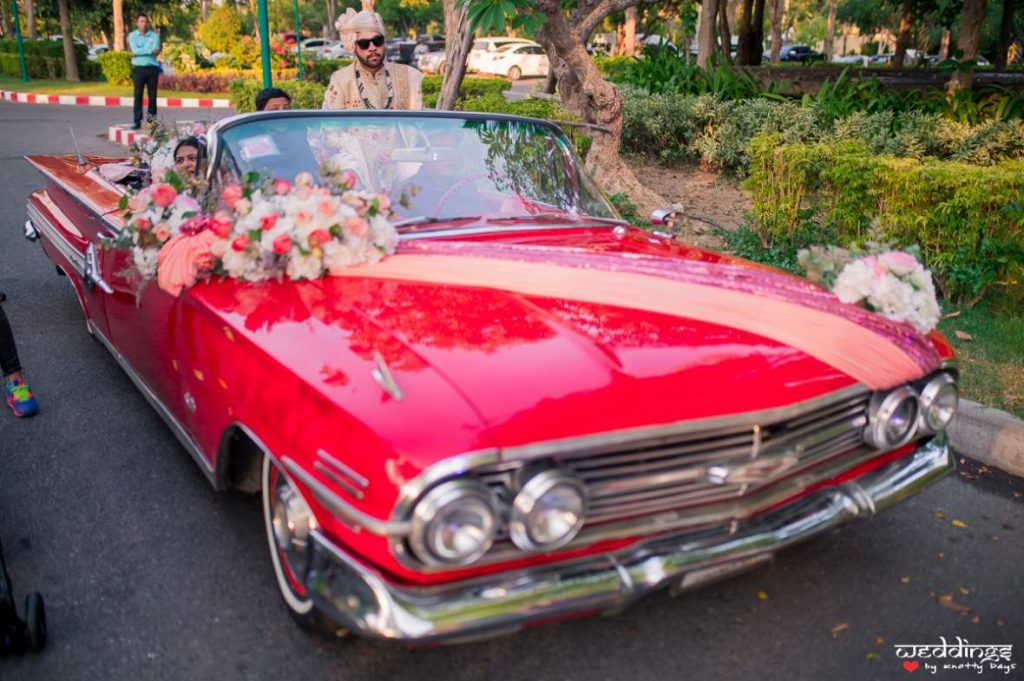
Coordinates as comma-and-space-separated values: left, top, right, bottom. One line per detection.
336, 0, 386, 54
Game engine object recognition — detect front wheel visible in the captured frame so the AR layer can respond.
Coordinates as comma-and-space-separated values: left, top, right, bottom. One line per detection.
507, 65, 522, 81
262, 455, 347, 638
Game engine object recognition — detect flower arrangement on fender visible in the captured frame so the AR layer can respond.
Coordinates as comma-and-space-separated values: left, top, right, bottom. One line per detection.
799, 244, 941, 334
115, 168, 399, 297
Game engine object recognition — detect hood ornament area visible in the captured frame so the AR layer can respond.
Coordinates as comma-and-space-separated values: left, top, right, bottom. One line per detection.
372, 350, 404, 401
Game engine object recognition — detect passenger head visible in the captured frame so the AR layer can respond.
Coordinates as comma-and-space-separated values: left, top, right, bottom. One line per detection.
255, 87, 292, 112
173, 137, 202, 177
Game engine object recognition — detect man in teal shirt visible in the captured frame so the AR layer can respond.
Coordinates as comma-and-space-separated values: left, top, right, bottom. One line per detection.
128, 14, 161, 129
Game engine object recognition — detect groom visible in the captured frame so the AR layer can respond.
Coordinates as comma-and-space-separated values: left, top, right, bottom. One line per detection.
322, 0, 423, 110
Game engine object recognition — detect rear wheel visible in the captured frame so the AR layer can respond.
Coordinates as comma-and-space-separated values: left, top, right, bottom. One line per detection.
507, 65, 522, 81
261, 455, 347, 638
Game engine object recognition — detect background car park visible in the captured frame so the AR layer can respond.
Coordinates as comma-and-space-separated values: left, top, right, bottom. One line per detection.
466, 36, 535, 72
766, 44, 826, 63
417, 42, 447, 74
477, 42, 549, 80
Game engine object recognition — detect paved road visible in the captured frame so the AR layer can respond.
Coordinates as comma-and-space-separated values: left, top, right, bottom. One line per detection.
1, 102, 1022, 681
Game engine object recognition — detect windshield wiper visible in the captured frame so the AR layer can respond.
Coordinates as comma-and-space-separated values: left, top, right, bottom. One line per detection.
394, 215, 483, 228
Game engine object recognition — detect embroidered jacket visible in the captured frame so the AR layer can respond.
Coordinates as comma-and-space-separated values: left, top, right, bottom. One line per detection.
322, 62, 423, 110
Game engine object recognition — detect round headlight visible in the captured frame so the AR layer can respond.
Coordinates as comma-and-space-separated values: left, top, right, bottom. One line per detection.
865, 386, 920, 449
919, 373, 959, 432
509, 470, 587, 551
409, 480, 497, 566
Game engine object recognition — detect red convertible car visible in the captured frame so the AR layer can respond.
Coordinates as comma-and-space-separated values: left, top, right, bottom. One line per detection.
24, 111, 959, 642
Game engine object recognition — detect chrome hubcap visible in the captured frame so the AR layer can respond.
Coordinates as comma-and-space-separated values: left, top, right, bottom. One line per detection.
272, 477, 313, 558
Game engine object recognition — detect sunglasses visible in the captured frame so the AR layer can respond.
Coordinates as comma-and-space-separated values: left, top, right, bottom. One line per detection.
356, 35, 385, 50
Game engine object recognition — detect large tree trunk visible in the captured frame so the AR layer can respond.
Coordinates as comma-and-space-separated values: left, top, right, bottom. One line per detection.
938, 27, 952, 59
437, 0, 471, 110
25, 0, 36, 39
892, 0, 915, 68
948, 0, 988, 92
623, 6, 637, 56
741, 0, 765, 64
719, 0, 732, 63
201, 0, 210, 23
823, 0, 837, 58
995, 0, 1015, 70
58, 0, 79, 81
536, 0, 664, 212
768, 0, 782, 63
697, 0, 720, 67
113, 0, 125, 50
325, 0, 336, 40
0, 1, 8, 38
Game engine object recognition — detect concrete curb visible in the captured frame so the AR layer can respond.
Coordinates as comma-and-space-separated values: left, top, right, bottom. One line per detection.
108, 124, 151, 148
1, 89, 231, 109
949, 400, 1024, 478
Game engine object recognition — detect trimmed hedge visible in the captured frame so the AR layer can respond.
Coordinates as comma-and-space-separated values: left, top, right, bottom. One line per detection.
0, 38, 89, 80
308, 58, 352, 85
229, 78, 326, 112
746, 133, 1024, 305
98, 50, 132, 85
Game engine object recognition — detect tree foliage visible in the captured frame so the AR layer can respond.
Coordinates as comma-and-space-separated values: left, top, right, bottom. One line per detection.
199, 5, 242, 52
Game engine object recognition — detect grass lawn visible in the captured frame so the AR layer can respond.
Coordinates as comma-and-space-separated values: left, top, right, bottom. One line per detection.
938, 295, 1024, 419
0, 75, 229, 99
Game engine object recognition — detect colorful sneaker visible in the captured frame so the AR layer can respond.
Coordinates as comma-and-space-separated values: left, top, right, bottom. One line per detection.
5, 379, 39, 418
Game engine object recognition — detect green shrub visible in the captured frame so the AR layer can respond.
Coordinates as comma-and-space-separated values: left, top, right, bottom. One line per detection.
98, 50, 133, 85
594, 54, 633, 80
230, 78, 326, 112
746, 133, 1024, 305
308, 58, 352, 85
620, 84, 702, 163
421, 75, 511, 98
199, 6, 242, 54
0, 38, 88, 79
227, 36, 260, 70
163, 41, 210, 73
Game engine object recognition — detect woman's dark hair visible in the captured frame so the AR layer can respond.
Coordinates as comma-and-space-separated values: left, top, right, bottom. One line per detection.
173, 136, 203, 163
255, 87, 292, 111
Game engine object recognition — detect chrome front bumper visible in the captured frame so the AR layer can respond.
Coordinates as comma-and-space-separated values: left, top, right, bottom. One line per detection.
305, 436, 953, 643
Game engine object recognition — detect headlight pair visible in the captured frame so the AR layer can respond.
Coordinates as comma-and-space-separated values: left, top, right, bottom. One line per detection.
408, 469, 587, 567
864, 372, 958, 449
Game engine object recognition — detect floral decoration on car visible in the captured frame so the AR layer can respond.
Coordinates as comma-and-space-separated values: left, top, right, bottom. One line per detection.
114, 168, 399, 297
799, 244, 941, 334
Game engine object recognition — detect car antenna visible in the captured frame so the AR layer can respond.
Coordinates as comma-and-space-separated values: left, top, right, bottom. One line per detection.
68, 123, 86, 167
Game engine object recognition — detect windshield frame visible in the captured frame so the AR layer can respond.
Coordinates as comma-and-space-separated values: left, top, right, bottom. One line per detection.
204, 110, 622, 227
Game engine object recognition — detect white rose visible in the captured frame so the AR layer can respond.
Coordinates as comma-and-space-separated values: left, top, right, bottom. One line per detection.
286, 253, 324, 281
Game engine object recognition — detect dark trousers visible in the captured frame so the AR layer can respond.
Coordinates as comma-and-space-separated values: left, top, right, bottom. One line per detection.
132, 65, 159, 127
0, 303, 22, 377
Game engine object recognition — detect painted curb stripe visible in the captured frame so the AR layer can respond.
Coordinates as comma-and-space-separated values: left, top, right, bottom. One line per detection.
1, 89, 230, 108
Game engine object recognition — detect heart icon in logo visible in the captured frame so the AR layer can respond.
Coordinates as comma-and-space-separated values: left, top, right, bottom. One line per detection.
903, 661, 920, 673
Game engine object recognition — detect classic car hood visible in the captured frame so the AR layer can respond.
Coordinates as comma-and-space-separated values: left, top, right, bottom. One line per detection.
314, 229, 858, 450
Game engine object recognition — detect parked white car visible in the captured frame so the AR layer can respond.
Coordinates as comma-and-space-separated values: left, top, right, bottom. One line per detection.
321, 41, 353, 60
477, 42, 549, 80
87, 44, 109, 62
417, 42, 448, 74
293, 38, 332, 58
467, 36, 534, 72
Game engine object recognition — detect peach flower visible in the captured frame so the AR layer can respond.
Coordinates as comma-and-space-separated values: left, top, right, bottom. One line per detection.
151, 184, 178, 208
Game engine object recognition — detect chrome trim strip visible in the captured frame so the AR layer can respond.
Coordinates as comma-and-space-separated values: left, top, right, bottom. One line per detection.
24, 219, 39, 241
306, 436, 953, 642
316, 449, 369, 490
282, 457, 410, 537
91, 325, 215, 484
26, 201, 86, 277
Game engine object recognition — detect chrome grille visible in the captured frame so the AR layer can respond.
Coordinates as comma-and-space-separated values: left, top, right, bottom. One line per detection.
477, 389, 871, 531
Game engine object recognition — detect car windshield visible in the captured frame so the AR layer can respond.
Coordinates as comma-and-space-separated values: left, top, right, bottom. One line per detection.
218, 114, 618, 226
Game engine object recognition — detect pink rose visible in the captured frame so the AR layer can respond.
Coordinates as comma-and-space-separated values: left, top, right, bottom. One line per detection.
273, 179, 291, 195
154, 223, 171, 242
234, 198, 252, 215
346, 216, 369, 238
231, 235, 249, 252
375, 193, 391, 212
222, 184, 243, 209
308, 229, 331, 248
128, 193, 149, 212
212, 213, 234, 238
151, 184, 178, 208
273, 234, 292, 255
195, 252, 215, 271
338, 170, 357, 190
260, 213, 278, 231
135, 217, 152, 232
295, 210, 312, 227
317, 199, 336, 217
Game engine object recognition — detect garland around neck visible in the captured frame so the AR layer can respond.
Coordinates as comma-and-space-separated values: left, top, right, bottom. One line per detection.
354, 62, 395, 110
